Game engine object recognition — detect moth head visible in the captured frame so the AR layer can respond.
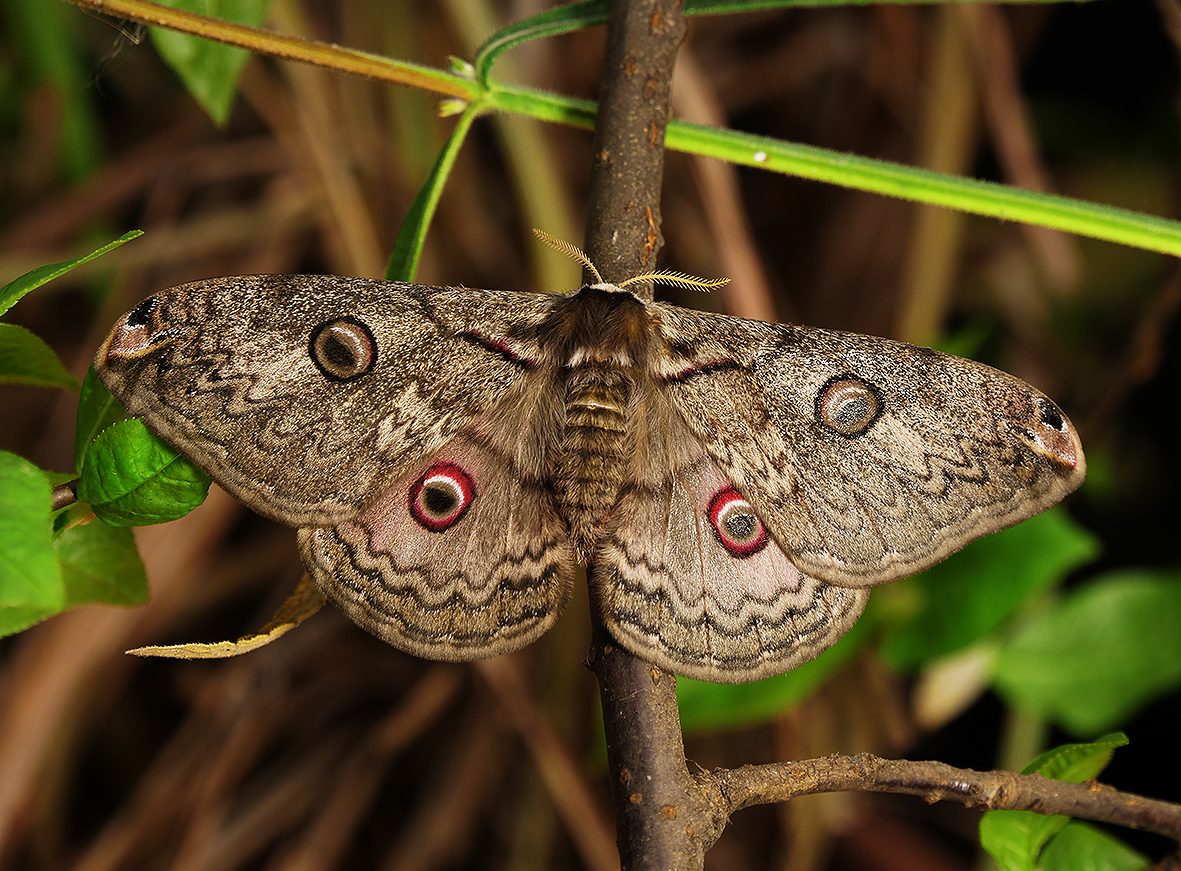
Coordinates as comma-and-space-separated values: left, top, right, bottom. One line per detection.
530, 227, 729, 298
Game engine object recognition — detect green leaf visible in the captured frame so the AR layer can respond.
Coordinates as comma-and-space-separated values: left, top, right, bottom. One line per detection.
1040, 822, 1149, 871
148, 0, 272, 126
0, 451, 64, 637
0, 323, 79, 389
992, 571, 1181, 735
979, 733, 1128, 871
0, 230, 142, 319
55, 520, 148, 607
980, 810, 1071, 871
78, 419, 211, 526
677, 612, 873, 733
387, 103, 482, 282
1021, 732, 1128, 780
881, 509, 1098, 671
74, 366, 128, 471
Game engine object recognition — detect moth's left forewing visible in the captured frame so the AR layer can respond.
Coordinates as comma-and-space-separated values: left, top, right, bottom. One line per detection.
97, 276, 560, 526
650, 304, 1085, 588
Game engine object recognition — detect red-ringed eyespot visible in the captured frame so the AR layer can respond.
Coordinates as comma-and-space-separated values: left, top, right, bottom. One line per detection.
815, 374, 883, 437
309, 317, 377, 381
409, 463, 476, 532
707, 487, 768, 558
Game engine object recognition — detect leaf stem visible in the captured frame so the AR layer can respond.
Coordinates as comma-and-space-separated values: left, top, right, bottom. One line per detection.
65, 0, 478, 100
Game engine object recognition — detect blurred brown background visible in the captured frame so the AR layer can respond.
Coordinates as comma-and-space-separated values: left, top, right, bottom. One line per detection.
1, 1, 1179, 868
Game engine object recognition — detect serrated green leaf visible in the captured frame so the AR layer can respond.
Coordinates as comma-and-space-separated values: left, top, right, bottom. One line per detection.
0, 451, 64, 637
880, 509, 1098, 671
0, 323, 79, 389
55, 520, 148, 607
74, 366, 128, 471
1022, 732, 1128, 779
677, 611, 873, 733
1040, 821, 1149, 871
78, 419, 210, 526
148, 0, 271, 126
979, 733, 1128, 871
0, 230, 142, 318
992, 571, 1181, 735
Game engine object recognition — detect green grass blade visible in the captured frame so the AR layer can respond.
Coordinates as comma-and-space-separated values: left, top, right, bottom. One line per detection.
386, 103, 483, 282
484, 84, 1181, 256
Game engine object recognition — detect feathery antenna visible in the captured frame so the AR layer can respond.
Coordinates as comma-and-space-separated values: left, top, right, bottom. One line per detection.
531, 228, 729, 293
531, 228, 603, 285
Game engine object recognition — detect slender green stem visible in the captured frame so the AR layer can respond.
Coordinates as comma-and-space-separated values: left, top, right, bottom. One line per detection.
64, 0, 1178, 258
64, 0, 479, 100
663, 120, 1181, 256
474, 0, 1096, 85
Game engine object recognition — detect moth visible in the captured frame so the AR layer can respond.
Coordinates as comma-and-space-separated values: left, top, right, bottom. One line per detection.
97, 245, 1084, 683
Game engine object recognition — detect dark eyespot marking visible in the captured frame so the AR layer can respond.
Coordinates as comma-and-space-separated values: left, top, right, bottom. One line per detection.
707, 487, 768, 558
309, 317, 377, 381
1036, 396, 1065, 431
127, 296, 159, 328
409, 462, 476, 532
815, 374, 883, 437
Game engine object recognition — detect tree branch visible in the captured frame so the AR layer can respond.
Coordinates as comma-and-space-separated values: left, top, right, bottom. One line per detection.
581, 2, 728, 869
711, 753, 1181, 842
574, 2, 1181, 867
582, 0, 684, 293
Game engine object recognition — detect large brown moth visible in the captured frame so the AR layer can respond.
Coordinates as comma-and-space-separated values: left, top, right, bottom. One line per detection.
96, 244, 1084, 683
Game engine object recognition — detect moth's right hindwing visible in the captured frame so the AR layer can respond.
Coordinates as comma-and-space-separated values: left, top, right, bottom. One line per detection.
298, 431, 575, 661
596, 417, 867, 683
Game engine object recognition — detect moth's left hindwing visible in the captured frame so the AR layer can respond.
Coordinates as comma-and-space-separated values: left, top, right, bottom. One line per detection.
98, 275, 559, 527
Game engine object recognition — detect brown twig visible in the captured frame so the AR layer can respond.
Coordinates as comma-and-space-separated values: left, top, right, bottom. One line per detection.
581, 2, 729, 869
712, 754, 1181, 842
51, 480, 79, 511
582, 0, 684, 293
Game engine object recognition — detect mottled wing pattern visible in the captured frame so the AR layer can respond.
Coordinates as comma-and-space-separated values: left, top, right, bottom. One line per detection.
649, 304, 1085, 586
299, 431, 574, 660
596, 436, 867, 682
97, 276, 559, 527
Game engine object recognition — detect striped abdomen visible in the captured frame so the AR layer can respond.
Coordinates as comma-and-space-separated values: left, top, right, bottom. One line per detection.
554, 363, 633, 556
